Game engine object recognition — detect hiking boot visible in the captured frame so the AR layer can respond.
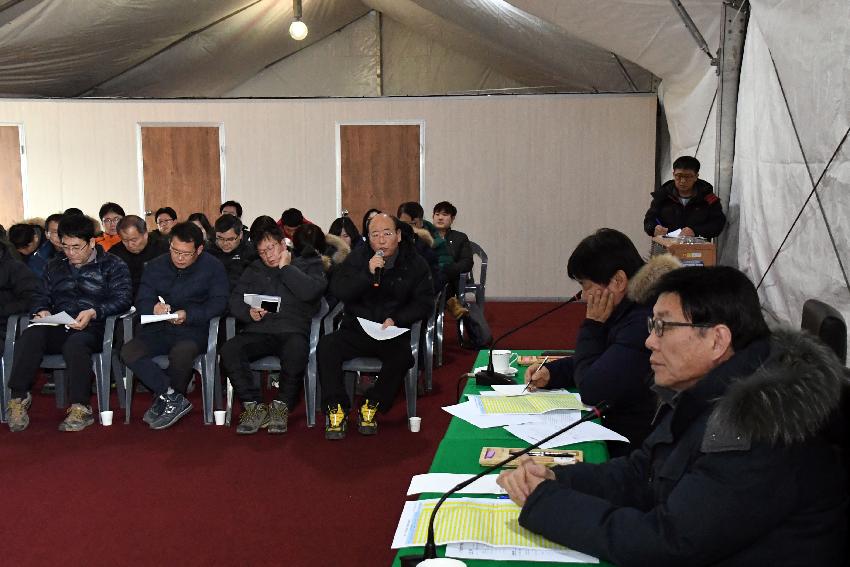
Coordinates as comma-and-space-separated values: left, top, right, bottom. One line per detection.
325, 404, 347, 440
446, 296, 469, 319
7, 394, 32, 432
58, 403, 94, 432
268, 400, 289, 434
149, 392, 192, 430
143, 394, 168, 425
357, 400, 379, 436
236, 401, 269, 435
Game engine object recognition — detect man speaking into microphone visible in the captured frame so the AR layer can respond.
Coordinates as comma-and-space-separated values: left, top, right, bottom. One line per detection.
318, 213, 434, 439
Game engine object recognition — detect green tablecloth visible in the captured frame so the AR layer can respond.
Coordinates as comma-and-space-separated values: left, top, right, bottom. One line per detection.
391, 350, 614, 567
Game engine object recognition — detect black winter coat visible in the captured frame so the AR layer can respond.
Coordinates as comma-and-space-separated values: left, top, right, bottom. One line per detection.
229, 253, 327, 337
329, 242, 434, 329
31, 246, 132, 329
108, 237, 168, 298
136, 252, 228, 346
208, 239, 257, 291
520, 330, 848, 566
0, 243, 40, 342
643, 179, 726, 238
442, 229, 474, 284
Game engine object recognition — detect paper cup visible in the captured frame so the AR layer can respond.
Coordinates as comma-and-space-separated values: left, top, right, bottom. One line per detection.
214, 410, 226, 426
100, 410, 113, 426
409, 416, 422, 433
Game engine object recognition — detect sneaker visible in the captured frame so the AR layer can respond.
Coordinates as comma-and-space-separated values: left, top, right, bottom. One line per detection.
236, 401, 269, 435
325, 404, 347, 440
149, 392, 193, 430
268, 400, 288, 434
58, 404, 94, 432
143, 394, 168, 425
357, 400, 379, 436
7, 393, 32, 432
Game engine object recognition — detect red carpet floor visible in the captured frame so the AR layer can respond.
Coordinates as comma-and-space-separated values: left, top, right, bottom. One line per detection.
0, 301, 585, 566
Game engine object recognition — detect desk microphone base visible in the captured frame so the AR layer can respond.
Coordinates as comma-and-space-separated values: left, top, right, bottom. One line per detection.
474, 370, 515, 386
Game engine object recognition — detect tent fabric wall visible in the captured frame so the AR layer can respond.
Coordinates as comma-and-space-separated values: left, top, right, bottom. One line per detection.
733, 1, 850, 353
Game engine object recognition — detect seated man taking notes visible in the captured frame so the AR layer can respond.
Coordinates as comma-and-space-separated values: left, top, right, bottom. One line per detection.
524, 229, 679, 455
317, 214, 434, 439
500, 266, 847, 566
220, 225, 326, 435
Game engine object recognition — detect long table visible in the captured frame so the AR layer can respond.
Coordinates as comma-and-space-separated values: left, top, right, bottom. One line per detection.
391, 350, 614, 567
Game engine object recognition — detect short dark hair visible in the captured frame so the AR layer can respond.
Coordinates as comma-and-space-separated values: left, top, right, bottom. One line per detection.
433, 201, 457, 217
397, 201, 424, 220
362, 208, 381, 237
293, 224, 326, 255
187, 213, 214, 240
219, 200, 243, 217
672, 155, 700, 173
250, 215, 279, 242
214, 214, 243, 234
62, 207, 84, 216
45, 213, 64, 228
58, 214, 96, 241
567, 228, 644, 284
255, 225, 284, 244
98, 202, 125, 219
653, 266, 770, 351
155, 207, 177, 221
169, 221, 204, 248
8, 224, 36, 249
281, 208, 304, 228
328, 216, 361, 243
117, 215, 147, 234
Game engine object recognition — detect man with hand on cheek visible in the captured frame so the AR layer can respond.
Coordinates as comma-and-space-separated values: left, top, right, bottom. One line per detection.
5, 214, 131, 432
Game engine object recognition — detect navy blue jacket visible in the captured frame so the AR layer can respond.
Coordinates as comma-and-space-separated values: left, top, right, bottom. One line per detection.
136, 252, 228, 346
544, 298, 656, 451
31, 246, 132, 329
0, 243, 40, 342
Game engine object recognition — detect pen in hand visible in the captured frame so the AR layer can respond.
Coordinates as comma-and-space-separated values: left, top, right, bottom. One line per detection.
157, 296, 170, 314
522, 356, 550, 393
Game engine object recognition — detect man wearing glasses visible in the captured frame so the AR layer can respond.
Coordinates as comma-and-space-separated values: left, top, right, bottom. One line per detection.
150, 206, 177, 244
499, 266, 847, 565
94, 202, 125, 252
109, 215, 168, 298
120, 222, 228, 430
318, 213, 434, 439
6, 214, 132, 432
643, 155, 726, 239
208, 214, 257, 290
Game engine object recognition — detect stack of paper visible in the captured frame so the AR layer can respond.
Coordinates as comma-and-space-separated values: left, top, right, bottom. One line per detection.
29, 311, 76, 326
356, 317, 409, 340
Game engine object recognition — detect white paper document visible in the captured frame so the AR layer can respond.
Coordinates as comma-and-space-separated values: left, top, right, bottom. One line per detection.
490, 384, 530, 396
442, 400, 540, 429
356, 317, 409, 340
29, 311, 76, 326
666, 228, 683, 237
446, 542, 599, 563
141, 313, 179, 325
505, 418, 628, 449
407, 473, 505, 496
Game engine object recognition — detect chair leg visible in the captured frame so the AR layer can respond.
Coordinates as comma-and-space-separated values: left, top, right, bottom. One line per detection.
124, 368, 134, 425
112, 353, 126, 410
225, 377, 233, 427
0, 361, 8, 424
202, 355, 215, 425
405, 365, 418, 419
54, 370, 67, 408
94, 354, 109, 422
305, 363, 317, 428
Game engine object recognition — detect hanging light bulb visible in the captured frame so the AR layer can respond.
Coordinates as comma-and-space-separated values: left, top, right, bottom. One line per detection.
289, 0, 308, 40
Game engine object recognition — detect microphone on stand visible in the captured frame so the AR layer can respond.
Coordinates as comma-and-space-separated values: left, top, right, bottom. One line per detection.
399, 402, 611, 567
475, 291, 583, 386
373, 250, 384, 287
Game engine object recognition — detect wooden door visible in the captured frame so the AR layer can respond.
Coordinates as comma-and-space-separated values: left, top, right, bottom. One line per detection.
0, 125, 24, 229
340, 124, 421, 230
140, 126, 222, 230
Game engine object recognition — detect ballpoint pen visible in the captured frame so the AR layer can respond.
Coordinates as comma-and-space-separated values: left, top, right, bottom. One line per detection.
521, 355, 549, 393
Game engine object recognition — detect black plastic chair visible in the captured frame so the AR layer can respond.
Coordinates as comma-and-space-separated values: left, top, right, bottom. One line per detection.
801, 299, 847, 364
457, 241, 488, 343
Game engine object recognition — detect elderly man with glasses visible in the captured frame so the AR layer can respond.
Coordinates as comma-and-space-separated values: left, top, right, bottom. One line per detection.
120, 222, 228, 430
6, 214, 132, 432
499, 266, 847, 566
317, 213, 434, 439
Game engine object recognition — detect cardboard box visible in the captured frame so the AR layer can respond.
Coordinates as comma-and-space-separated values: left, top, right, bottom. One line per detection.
651, 236, 716, 267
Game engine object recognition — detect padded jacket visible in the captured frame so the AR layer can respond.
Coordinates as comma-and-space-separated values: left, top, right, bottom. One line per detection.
643, 179, 726, 238
208, 238, 258, 291
329, 241, 434, 329
520, 330, 848, 567
0, 242, 40, 342
229, 250, 327, 337
31, 245, 132, 328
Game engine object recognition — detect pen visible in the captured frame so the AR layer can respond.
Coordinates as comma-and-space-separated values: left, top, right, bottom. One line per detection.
158, 296, 170, 314
509, 449, 575, 458
522, 356, 549, 393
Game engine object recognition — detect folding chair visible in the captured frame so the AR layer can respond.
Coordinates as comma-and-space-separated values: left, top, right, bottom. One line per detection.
0, 313, 27, 423
224, 298, 329, 427
422, 287, 445, 393
457, 241, 488, 344
123, 317, 220, 425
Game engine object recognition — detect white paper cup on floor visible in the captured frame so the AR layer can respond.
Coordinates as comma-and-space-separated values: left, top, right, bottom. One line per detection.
100, 410, 113, 426
409, 416, 422, 432
214, 410, 226, 426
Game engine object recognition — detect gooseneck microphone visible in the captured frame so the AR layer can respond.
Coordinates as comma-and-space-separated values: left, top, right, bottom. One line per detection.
373, 249, 384, 287
475, 291, 582, 386
399, 403, 611, 566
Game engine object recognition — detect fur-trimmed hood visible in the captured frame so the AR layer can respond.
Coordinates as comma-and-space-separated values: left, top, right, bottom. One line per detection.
706, 328, 849, 447
414, 227, 434, 248
322, 233, 350, 272
627, 254, 681, 304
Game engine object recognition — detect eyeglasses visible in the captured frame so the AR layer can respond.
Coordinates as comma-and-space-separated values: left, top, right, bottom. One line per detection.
256, 242, 280, 257
169, 246, 196, 259
647, 317, 714, 337
215, 235, 239, 244
673, 173, 696, 181
157, 218, 175, 227
368, 230, 396, 240
61, 242, 90, 254
102, 216, 123, 225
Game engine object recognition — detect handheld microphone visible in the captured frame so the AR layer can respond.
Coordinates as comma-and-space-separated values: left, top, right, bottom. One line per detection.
475, 291, 582, 386
399, 403, 611, 566
373, 250, 384, 287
